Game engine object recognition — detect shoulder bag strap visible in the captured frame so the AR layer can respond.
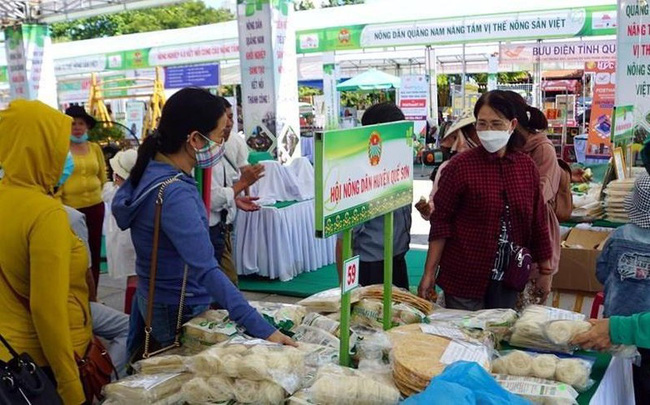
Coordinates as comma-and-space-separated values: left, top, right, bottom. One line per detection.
143, 177, 185, 359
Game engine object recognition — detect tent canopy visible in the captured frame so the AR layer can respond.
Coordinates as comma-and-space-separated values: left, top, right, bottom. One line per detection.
337, 69, 401, 91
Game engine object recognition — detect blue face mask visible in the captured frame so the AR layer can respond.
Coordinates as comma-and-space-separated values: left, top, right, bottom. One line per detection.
56, 152, 75, 188
70, 133, 88, 143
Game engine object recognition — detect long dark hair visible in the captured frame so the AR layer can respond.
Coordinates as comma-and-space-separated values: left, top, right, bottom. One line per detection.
503, 90, 548, 136
474, 90, 526, 152
130, 88, 226, 187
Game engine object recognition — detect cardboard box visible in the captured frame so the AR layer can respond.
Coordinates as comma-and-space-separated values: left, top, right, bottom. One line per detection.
554, 228, 612, 293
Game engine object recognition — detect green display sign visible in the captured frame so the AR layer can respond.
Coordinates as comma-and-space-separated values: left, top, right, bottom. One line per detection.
315, 121, 414, 238
611, 105, 635, 146
297, 5, 617, 54
0, 66, 7, 83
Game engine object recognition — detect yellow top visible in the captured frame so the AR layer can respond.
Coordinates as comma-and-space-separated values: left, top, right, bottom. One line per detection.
0, 100, 91, 405
61, 142, 107, 209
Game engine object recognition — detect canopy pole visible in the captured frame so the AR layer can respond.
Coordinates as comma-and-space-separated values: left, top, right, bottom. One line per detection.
426, 45, 439, 127
461, 43, 467, 113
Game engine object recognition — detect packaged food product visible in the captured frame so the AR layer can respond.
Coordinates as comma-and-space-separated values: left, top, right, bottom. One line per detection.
182, 310, 239, 349
509, 306, 587, 353
351, 299, 427, 329
298, 287, 362, 312
186, 338, 306, 394
388, 324, 492, 396
294, 364, 400, 405
251, 301, 308, 334
103, 373, 192, 404
492, 351, 594, 392
132, 355, 189, 375
495, 374, 579, 404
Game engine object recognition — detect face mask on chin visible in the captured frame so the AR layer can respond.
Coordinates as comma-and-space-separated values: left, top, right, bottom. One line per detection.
477, 130, 512, 154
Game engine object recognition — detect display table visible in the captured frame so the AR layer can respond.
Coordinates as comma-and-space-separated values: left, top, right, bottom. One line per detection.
234, 199, 336, 281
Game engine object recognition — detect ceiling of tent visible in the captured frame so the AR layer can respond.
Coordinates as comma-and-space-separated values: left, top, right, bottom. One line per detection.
0, 0, 184, 27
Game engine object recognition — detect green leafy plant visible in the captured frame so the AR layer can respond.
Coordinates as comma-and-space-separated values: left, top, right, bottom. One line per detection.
88, 124, 125, 144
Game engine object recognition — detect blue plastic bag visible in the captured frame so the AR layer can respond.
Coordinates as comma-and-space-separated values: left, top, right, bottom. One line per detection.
401, 361, 530, 405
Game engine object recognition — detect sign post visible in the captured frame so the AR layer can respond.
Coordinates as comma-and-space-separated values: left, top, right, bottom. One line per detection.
315, 120, 414, 366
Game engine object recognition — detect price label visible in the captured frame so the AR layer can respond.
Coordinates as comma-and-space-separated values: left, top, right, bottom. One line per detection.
342, 256, 360, 294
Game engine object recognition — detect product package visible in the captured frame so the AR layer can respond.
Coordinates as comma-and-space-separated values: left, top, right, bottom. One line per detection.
186, 338, 306, 394
182, 309, 239, 349
298, 287, 362, 313
351, 299, 428, 329
492, 350, 594, 392
132, 354, 189, 375
358, 285, 433, 315
495, 374, 580, 404
509, 306, 589, 353
289, 363, 400, 405
103, 373, 192, 404
388, 324, 493, 396
251, 301, 308, 335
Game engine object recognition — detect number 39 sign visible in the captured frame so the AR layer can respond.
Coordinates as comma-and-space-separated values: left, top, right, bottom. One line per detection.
342, 256, 360, 294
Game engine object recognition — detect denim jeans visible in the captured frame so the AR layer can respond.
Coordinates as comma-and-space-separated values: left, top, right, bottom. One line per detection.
90, 302, 129, 378
127, 295, 209, 358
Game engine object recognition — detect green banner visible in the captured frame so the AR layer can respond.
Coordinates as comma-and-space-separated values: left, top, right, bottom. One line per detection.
297, 5, 617, 54
611, 105, 635, 146
0, 66, 7, 83
315, 121, 414, 238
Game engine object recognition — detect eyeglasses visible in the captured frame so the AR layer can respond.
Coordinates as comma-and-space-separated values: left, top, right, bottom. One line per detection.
476, 120, 510, 131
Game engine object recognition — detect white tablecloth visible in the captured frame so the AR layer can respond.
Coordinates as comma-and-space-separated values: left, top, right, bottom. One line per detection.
590, 356, 635, 405
235, 199, 336, 281
301, 137, 314, 164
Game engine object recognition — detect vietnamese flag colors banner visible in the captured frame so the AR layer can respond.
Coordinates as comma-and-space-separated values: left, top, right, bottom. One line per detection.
586, 61, 616, 160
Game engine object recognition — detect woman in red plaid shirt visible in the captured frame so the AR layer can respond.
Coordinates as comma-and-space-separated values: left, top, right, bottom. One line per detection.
418, 90, 553, 310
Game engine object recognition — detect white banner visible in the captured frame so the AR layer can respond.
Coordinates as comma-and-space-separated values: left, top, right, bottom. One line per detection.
360, 9, 588, 48
500, 40, 617, 64
148, 39, 239, 67
238, 0, 299, 162
615, 1, 650, 135
398, 75, 429, 136
54, 54, 106, 76
5, 25, 49, 100
125, 101, 146, 139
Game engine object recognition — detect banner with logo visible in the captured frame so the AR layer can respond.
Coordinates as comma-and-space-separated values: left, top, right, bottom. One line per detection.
297, 5, 616, 54
586, 61, 616, 160
615, 0, 650, 143
499, 39, 616, 64
315, 121, 413, 238
4, 24, 49, 100
398, 75, 429, 136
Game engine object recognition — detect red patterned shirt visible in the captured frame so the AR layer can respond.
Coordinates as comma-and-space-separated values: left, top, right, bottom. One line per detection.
429, 147, 553, 299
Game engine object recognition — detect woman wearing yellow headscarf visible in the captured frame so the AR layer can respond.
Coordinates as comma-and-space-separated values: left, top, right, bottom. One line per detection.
0, 100, 91, 404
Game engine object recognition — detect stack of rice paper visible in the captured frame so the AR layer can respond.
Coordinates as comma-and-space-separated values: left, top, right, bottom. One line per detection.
351, 299, 428, 329
358, 285, 433, 315
603, 179, 635, 223
103, 373, 192, 405
388, 324, 491, 396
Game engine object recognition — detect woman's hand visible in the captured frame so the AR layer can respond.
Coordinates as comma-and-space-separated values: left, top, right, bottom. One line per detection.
571, 319, 611, 351
267, 330, 298, 347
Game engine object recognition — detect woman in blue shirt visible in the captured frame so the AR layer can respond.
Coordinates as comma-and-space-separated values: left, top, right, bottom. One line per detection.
112, 88, 293, 356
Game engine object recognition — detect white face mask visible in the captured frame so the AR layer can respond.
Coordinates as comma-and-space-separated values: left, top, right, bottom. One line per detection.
477, 130, 512, 153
